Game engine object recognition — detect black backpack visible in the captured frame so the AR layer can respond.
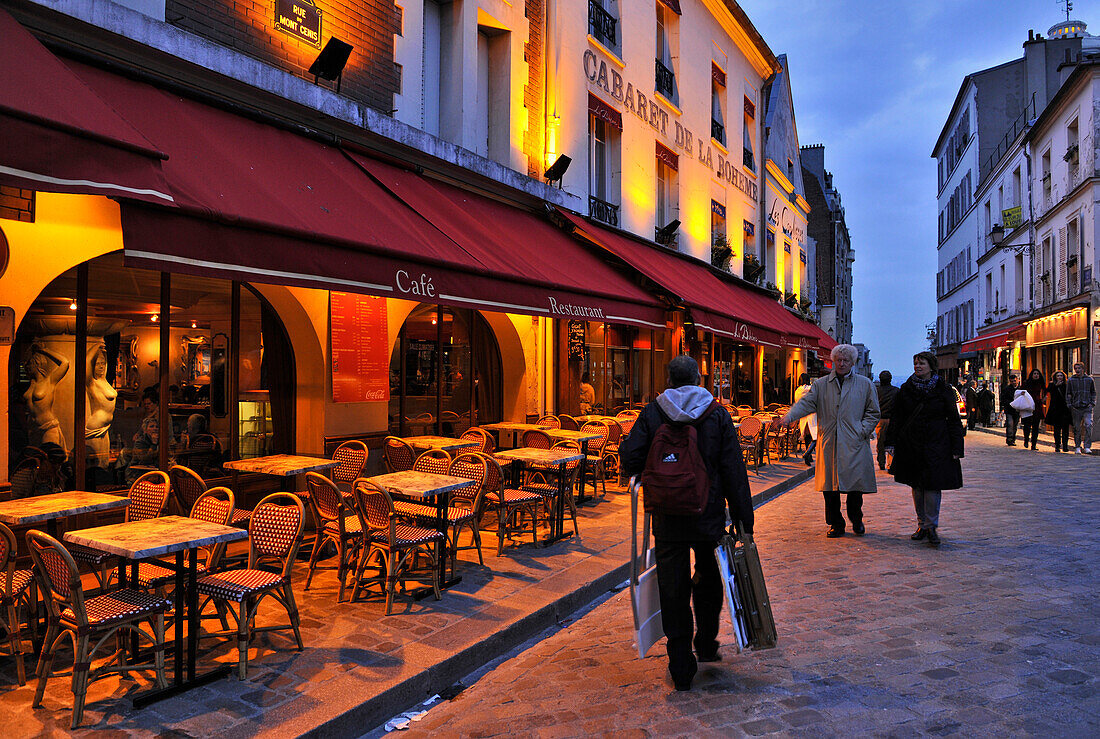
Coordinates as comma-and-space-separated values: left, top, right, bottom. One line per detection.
641, 401, 718, 516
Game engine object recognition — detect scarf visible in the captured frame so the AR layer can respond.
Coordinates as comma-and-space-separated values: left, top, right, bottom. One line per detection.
910, 373, 940, 394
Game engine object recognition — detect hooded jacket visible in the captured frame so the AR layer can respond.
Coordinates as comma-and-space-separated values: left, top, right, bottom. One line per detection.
620, 385, 753, 540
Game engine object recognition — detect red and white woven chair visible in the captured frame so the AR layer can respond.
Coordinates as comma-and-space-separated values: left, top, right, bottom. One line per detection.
0, 522, 34, 685
27, 530, 169, 729
383, 436, 416, 473
460, 427, 495, 454
330, 440, 369, 496
536, 414, 561, 429
521, 441, 581, 538
70, 471, 170, 591
304, 473, 363, 602
195, 493, 306, 679
351, 480, 444, 614
480, 454, 543, 554
132, 488, 236, 593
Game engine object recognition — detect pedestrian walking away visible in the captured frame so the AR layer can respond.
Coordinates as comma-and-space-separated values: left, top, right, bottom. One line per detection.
1045, 371, 1072, 453
978, 381, 995, 427
1001, 375, 1021, 445
782, 344, 880, 538
620, 355, 754, 693
876, 370, 898, 471
794, 373, 817, 466
1021, 369, 1046, 450
883, 351, 964, 548
964, 378, 980, 431
1067, 362, 1095, 454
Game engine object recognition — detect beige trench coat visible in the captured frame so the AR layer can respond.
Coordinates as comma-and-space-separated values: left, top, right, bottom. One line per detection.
787, 372, 880, 493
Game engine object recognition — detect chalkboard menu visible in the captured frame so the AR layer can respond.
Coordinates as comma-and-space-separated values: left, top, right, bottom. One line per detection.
568, 320, 585, 361
331, 292, 389, 402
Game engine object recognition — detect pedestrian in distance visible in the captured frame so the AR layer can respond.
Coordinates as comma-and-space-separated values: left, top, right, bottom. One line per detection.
793, 373, 816, 466
1021, 369, 1046, 450
782, 344, 880, 538
977, 381, 996, 427
1045, 371, 1072, 453
884, 351, 964, 548
1000, 374, 1021, 445
964, 378, 980, 431
876, 370, 898, 471
620, 355, 754, 693
1067, 362, 1095, 454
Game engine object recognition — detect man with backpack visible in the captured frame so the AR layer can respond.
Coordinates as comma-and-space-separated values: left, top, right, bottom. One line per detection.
620, 355, 753, 692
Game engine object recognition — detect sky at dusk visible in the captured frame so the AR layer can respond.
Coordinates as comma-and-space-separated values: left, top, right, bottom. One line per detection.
740, 0, 1084, 379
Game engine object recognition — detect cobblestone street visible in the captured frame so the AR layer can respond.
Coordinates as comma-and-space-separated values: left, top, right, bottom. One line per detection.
399, 432, 1100, 737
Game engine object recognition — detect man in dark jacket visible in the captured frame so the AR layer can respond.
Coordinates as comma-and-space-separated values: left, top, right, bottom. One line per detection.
876, 371, 898, 470
620, 355, 753, 692
1000, 375, 1020, 445
964, 378, 980, 430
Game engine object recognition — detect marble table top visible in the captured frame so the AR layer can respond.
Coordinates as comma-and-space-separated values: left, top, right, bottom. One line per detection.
542, 429, 601, 442
366, 471, 476, 500
479, 422, 551, 432
0, 491, 130, 525
223, 454, 340, 476
573, 415, 620, 424
65, 515, 248, 560
402, 436, 479, 451
495, 448, 584, 465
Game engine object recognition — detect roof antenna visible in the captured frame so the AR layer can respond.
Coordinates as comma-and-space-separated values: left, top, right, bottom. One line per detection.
1059, 0, 1073, 22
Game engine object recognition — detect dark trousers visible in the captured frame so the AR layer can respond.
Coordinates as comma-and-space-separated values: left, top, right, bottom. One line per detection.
823, 491, 864, 530
1022, 416, 1041, 447
1005, 410, 1019, 444
654, 539, 722, 685
1052, 423, 1069, 450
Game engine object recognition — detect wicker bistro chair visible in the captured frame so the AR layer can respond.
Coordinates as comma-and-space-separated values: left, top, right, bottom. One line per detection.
479, 454, 543, 554
169, 464, 253, 530
70, 471, 171, 591
737, 416, 766, 473
521, 429, 552, 450
521, 441, 581, 538
557, 414, 580, 431
330, 440, 369, 496
26, 531, 169, 729
131, 488, 236, 594
460, 427, 495, 454
303, 473, 364, 602
9, 457, 38, 499
579, 421, 611, 498
411, 448, 451, 475
536, 414, 561, 429
195, 493, 306, 680
351, 480, 444, 614
601, 420, 624, 480
383, 436, 417, 473
0, 523, 34, 685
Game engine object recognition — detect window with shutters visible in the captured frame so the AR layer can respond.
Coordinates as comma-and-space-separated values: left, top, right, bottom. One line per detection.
1057, 225, 1067, 298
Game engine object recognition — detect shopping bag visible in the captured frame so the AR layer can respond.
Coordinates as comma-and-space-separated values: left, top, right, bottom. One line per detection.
1010, 390, 1034, 416
629, 477, 663, 658
715, 530, 777, 650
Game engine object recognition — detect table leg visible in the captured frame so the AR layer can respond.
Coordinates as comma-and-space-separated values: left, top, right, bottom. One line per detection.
413, 489, 461, 599
173, 550, 184, 686
541, 462, 573, 545
187, 547, 198, 680
576, 439, 596, 506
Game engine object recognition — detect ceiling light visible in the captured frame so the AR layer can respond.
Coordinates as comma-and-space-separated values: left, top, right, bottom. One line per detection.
151, 313, 159, 323
69, 299, 77, 311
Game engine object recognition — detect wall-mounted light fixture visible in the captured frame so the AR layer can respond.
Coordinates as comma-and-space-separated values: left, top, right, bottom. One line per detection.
309, 38, 354, 93
151, 313, 159, 323
544, 155, 571, 188
655, 219, 681, 246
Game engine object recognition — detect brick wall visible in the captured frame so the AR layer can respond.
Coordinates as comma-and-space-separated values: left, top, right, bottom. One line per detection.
0, 187, 34, 222
522, 0, 544, 177
165, 0, 400, 113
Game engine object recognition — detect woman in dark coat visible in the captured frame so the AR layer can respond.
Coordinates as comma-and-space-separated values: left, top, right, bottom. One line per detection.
1021, 369, 1046, 450
884, 351, 964, 547
1045, 370, 1072, 452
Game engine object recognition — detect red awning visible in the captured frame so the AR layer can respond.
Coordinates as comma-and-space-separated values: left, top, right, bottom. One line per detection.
67, 61, 664, 327
0, 10, 171, 203
559, 210, 788, 346
960, 327, 1012, 353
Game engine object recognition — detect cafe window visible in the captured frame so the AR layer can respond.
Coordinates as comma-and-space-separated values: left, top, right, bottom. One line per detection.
388, 305, 502, 436
8, 252, 295, 494
713, 342, 754, 405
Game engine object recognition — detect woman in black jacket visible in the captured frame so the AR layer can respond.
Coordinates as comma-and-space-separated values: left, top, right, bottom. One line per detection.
1021, 369, 1047, 450
1045, 370, 1072, 452
884, 351, 964, 547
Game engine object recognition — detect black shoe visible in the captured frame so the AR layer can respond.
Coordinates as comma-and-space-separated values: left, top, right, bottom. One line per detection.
674, 680, 692, 692
803, 451, 813, 466
826, 527, 845, 538
697, 650, 722, 663
911, 528, 927, 541
1031, 444, 1037, 450
852, 522, 865, 536
926, 527, 940, 547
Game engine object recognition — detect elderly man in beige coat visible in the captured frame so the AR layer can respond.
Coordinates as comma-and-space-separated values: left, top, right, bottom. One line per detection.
782, 344, 880, 537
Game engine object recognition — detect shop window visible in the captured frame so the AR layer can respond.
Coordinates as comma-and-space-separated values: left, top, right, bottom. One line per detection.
388, 305, 502, 436
9, 253, 294, 494
589, 113, 621, 226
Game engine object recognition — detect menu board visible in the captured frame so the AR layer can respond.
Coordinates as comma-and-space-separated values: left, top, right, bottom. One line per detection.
330, 292, 389, 403
568, 321, 586, 361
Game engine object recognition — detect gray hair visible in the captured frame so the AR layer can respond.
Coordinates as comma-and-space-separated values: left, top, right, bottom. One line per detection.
667, 355, 701, 388
831, 344, 858, 363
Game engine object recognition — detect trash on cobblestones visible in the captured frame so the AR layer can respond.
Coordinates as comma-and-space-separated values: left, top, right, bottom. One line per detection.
383, 697, 439, 730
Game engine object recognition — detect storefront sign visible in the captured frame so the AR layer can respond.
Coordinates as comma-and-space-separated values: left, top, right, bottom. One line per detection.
568, 321, 585, 361
0, 306, 14, 345
582, 48, 757, 201
395, 270, 436, 298
548, 296, 605, 319
275, 0, 322, 48
1025, 307, 1087, 348
731, 322, 761, 343
767, 188, 806, 249
1001, 206, 1022, 230
330, 292, 389, 402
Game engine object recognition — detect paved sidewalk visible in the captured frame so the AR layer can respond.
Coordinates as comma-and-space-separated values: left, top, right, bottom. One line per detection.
0, 453, 809, 737
400, 432, 1100, 737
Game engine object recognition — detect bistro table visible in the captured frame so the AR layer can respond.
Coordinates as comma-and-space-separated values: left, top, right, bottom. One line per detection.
64, 515, 248, 707
0, 491, 130, 537
401, 436, 479, 454
367, 470, 475, 596
479, 422, 551, 450
541, 428, 602, 505
494, 447, 583, 545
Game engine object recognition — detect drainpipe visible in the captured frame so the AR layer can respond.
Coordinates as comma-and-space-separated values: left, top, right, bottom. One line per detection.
1024, 142, 1036, 314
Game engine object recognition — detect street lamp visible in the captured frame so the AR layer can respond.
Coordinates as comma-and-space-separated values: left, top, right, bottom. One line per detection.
990, 223, 1005, 244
